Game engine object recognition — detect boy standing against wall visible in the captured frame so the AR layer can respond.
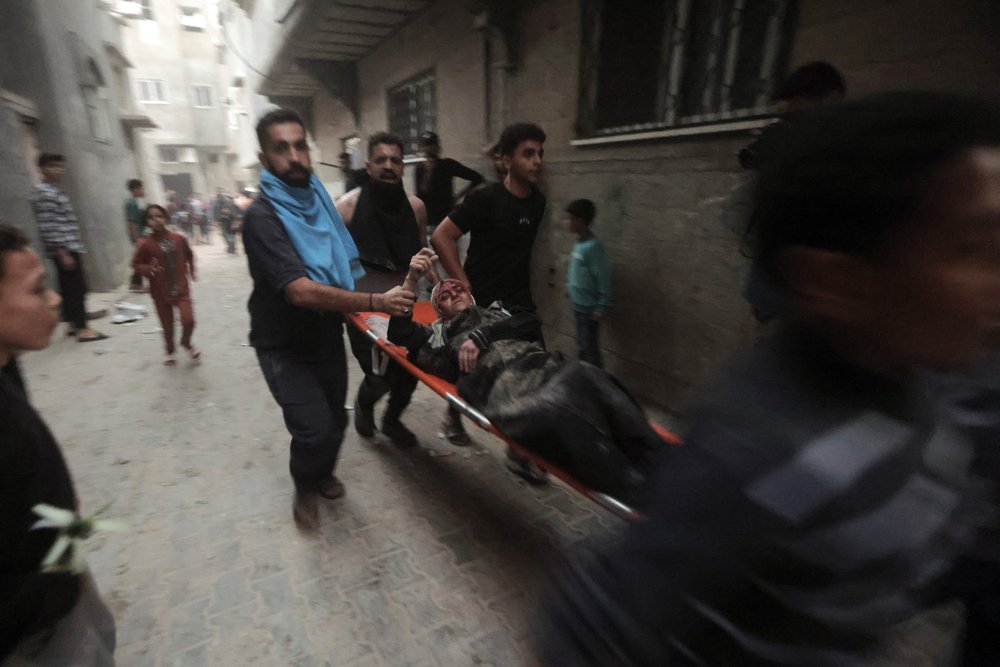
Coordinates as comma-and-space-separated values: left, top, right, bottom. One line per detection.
566, 199, 611, 368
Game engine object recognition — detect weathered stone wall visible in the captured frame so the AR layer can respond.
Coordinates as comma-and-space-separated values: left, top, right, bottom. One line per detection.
307, 0, 1000, 412
313, 0, 492, 195
503, 0, 1000, 411
0, 0, 140, 290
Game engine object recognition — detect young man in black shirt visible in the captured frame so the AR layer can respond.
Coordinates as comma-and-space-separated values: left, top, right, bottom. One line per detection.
0, 224, 117, 664
415, 132, 484, 232
432, 122, 546, 313
242, 109, 415, 531
431, 122, 548, 477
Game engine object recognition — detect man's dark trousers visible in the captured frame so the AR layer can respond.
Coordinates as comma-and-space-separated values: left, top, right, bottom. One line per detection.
346, 324, 417, 424
55, 252, 88, 330
256, 336, 348, 494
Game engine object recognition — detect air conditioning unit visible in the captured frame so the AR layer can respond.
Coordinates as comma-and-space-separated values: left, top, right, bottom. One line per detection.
116, 1, 143, 16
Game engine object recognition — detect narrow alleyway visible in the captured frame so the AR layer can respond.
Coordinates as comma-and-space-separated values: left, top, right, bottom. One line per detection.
21, 241, 621, 667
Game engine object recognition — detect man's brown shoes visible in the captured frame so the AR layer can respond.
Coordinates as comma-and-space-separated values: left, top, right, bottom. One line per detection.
318, 477, 345, 500
292, 492, 319, 532
293, 477, 345, 532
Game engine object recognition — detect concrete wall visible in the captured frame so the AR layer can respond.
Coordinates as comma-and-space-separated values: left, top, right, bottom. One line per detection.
259, 0, 1000, 412
312, 0, 491, 195
0, 0, 141, 290
500, 0, 1000, 412
0, 104, 44, 257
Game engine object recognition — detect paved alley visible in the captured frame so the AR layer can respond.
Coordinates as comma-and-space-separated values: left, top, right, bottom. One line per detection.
20, 240, 624, 667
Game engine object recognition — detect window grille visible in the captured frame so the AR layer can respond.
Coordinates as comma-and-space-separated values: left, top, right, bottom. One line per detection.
577, 0, 794, 138
387, 71, 436, 156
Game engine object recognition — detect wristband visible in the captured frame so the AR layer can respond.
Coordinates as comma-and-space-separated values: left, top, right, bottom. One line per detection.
468, 330, 489, 352
369, 292, 374, 311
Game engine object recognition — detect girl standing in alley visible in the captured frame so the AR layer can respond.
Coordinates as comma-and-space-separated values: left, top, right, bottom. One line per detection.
132, 204, 201, 365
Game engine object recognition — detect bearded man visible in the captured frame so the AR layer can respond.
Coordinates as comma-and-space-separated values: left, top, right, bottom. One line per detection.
336, 132, 428, 449
241, 109, 415, 531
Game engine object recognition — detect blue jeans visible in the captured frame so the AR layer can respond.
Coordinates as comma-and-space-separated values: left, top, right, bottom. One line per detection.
256, 339, 348, 494
574, 310, 603, 368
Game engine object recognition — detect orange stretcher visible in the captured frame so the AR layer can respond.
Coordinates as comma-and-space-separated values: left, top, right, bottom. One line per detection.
347, 302, 682, 520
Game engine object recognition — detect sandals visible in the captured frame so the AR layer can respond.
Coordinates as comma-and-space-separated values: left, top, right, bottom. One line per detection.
164, 347, 199, 365
76, 332, 109, 343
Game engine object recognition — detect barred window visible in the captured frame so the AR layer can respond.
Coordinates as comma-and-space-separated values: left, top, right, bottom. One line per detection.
577, 0, 795, 138
137, 78, 169, 104
192, 85, 214, 108
387, 71, 436, 156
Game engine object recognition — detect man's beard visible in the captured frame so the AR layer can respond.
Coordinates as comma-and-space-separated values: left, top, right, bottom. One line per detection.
268, 160, 311, 188
281, 167, 311, 188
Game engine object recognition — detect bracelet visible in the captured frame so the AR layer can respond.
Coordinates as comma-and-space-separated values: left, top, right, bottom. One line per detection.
368, 292, 374, 311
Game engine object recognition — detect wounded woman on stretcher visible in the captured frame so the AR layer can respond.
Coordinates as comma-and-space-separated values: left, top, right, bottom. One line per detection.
387, 249, 661, 508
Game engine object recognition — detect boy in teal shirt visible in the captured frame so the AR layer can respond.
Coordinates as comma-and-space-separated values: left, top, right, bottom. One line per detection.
566, 199, 610, 367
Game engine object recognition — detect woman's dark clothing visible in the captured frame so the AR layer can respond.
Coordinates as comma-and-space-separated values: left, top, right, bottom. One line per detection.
387, 304, 659, 506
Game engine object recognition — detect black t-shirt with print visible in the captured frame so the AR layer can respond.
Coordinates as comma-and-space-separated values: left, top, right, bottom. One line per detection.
448, 182, 545, 311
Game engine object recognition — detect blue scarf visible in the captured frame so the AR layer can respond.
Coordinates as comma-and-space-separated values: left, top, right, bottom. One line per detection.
259, 170, 365, 289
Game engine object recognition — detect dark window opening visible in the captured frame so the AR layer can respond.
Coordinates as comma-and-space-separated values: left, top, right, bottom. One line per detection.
578, 0, 795, 138
387, 71, 436, 156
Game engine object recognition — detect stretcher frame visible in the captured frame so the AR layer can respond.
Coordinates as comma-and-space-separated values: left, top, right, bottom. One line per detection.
347, 302, 681, 520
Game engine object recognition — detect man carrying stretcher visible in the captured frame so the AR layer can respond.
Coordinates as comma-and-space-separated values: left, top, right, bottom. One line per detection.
387, 249, 660, 507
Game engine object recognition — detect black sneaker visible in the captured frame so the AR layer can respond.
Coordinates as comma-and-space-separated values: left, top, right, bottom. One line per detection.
354, 397, 375, 438
382, 418, 418, 448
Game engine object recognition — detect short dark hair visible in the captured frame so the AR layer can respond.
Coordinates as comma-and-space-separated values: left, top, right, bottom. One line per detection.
141, 204, 169, 227
497, 123, 546, 157
753, 91, 1000, 280
127, 178, 143, 191
368, 131, 404, 157
774, 61, 845, 103
255, 108, 306, 151
0, 224, 30, 281
339, 152, 351, 160
419, 131, 440, 147
37, 153, 65, 168
565, 199, 596, 224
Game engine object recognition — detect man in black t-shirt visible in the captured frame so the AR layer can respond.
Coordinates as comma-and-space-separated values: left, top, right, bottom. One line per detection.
431, 122, 547, 312
242, 109, 414, 532
415, 132, 485, 232
431, 122, 549, 479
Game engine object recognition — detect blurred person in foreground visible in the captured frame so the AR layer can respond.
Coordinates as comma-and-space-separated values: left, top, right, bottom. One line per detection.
740, 61, 846, 326
0, 225, 116, 665
538, 91, 1000, 665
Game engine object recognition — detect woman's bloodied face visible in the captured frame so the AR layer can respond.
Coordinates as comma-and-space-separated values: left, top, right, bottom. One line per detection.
433, 279, 474, 320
